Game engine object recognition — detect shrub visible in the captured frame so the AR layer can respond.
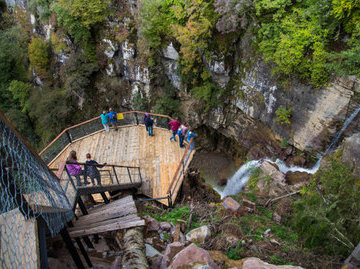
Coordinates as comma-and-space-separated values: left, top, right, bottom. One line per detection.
274, 105, 291, 125
28, 37, 50, 77
291, 152, 360, 256
7, 80, 31, 112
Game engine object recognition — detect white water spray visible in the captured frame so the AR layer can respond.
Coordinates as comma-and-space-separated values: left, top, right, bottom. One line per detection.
218, 105, 360, 198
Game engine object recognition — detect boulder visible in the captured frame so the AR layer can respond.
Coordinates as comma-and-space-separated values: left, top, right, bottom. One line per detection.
145, 244, 162, 258
242, 257, 303, 269
143, 216, 160, 232
170, 243, 220, 269
160, 242, 184, 269
222, 197, 241, 212
247, 161, 288, 197
185, 226, 211, 244
342, 133, 360, 174
285, 171, 310, 185
160, 222, 172, 232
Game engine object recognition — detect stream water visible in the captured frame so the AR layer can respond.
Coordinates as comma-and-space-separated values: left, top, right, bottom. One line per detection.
216, 105, 360, 198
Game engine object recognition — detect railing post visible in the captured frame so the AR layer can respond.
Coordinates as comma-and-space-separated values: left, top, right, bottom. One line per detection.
138, 167, 142, 184
135, 112, 139, 125
113, 166, 120, 184
65, 130, 72, 143
168, 193, 173, 208
127, 167, 133, 183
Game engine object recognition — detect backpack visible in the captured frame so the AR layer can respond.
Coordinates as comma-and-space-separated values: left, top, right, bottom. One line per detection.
111, 112, 117, 120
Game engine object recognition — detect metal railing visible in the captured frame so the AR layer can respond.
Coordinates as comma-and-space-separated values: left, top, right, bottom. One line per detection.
39, 111, 174, 165
54, 161, 142, 208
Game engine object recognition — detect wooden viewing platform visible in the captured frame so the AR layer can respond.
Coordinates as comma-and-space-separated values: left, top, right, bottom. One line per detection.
48, 124, 194, 206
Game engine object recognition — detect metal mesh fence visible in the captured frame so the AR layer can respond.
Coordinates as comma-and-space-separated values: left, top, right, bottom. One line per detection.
0, 114, 74, 268
40, 132, 70, 164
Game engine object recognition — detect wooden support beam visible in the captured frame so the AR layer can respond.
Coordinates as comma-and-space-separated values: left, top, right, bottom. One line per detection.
60, 228, 84, 269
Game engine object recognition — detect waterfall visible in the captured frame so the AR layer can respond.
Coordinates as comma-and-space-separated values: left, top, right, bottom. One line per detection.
218, 105, 360, 198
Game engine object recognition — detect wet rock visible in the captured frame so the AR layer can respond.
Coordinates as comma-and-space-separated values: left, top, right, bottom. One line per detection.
242, 257, 302, 268
218, 178, 228, 186
290, 155, 306, 166
285, 171, 310, 185
145, 244, 162, 258
248, 161, 288, 197
143, 216, 160, 232
151, 255, 163, 269
170, 243, 220, 269
185, 225, 211, 244
160, 242, 184, 268
222, 197, 240, 212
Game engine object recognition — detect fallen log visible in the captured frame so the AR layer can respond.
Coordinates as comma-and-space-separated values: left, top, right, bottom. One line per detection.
265, 191, 300, 207
121, 227, 148, 269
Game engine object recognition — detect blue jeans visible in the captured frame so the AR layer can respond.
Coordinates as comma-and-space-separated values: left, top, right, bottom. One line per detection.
179, 135, 184, 147
170, 130, 177, 141
148, 125, 153, 136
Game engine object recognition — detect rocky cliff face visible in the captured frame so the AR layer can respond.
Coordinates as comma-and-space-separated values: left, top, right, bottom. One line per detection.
22, 0, 360, 164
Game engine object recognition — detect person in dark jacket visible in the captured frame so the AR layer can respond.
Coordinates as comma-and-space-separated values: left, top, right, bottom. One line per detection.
145, 115, 154, 136
143, 113, 149, 132
85, 153, 106, 185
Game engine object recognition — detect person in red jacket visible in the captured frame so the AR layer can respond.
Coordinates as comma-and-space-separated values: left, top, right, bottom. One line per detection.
168, 119, 180, 142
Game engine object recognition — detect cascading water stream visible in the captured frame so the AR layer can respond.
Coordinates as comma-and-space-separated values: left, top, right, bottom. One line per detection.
218, 105, 360, 198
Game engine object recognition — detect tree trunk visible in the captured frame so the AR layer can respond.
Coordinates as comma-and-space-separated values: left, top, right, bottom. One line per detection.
121, 227, 148, 269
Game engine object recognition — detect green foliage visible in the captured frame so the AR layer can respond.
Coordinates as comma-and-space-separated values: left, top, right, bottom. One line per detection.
0, 25, 29, 111
29, 87, 73, 146
327, 44, 360, 76
153, 85, 181, 118
149, 206, 190, 225
227, 244, 244, 260
7, 80, 31, 112
275, 105, 291, 125
191, 81, 222, 112
29, 0, 55, 21
63, 53, 99, 96
291, 152, 360, 256
28, 37, 50, 77
133, 91, 149, 111
281, 138, 288, 147
57, 0, 110, 28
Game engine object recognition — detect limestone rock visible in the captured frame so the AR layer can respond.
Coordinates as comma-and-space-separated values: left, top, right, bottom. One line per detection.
185, 226, 211, 244
242, 257, 303, 269
342, 133, 360, 174
160, 222, 172, 232
160, 242, 184, 269
248, 161, 288, 197
145, 244, 162, 258
170, 243, 220, 269
143, 216, 160, 232
222, 197, 240, 212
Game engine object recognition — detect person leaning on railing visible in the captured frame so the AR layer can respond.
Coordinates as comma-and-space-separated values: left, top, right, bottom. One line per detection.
85, 153, 106, 185
66, 150, 89, 186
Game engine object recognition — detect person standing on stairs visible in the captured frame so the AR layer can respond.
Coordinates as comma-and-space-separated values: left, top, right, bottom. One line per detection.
168, 119, 180, 142
143, 113, 149, 132
66, 150, 89, 186
100, 110, 110, 132
145, 114, 154, 136
186, 127, 198, 150
108, 108, 118, 131
177, 123, 188, 148
85, 153, 106, 185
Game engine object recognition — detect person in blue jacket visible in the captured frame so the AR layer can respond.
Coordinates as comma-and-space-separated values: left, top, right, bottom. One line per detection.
100, 110, 110, 132
108, 108, 118, 131
186, 128, 198, 150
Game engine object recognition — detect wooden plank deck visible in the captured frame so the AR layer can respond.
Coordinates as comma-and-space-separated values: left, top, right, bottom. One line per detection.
68, 195, 144, 237
49, 125, 189, 205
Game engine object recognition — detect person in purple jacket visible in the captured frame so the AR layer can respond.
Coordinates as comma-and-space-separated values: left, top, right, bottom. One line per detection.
168, 119, 180, 142
66, 150, 89, 186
